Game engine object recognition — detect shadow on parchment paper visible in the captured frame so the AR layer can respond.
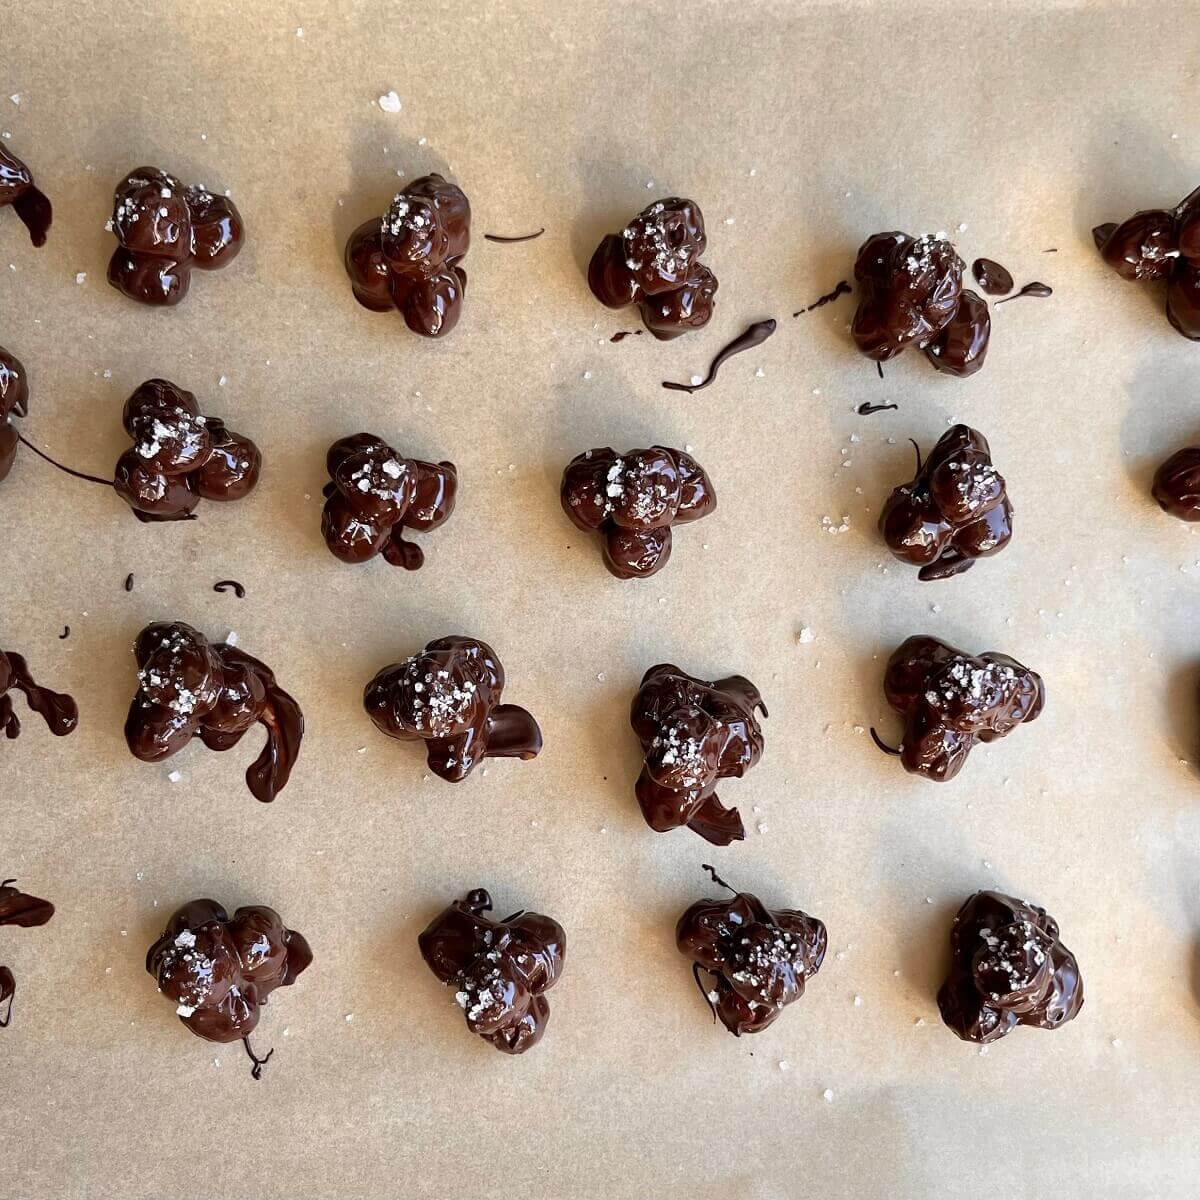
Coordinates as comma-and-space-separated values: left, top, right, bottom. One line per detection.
1119, 352, 1200, 498
1164, 659, 1200, 783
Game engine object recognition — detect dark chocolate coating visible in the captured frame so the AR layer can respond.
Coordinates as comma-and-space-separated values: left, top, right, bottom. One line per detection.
0, 145, 51, 246
676, 874, 826, 1036
879, 425, 1012, 580
344, 173, 470, 337
112, 379, 261, 522
1094, 185, 1200, 339
587, 198, 717, 339
364, 636, 542, 782
0, 649, 78, 740
0, 880, 55, 1030
937, 890, 1083, 1044
1153, 446, 1200, 520
879, 636, 1044, 782
924, 290, 990, 377
125, 622, 303, 802
560, 445, 715, 579
107, 167, 244, 306
321, 433, 456, 569
0, 344, 29, 485
629, 665, 766, 845
418, 888, 565, 1055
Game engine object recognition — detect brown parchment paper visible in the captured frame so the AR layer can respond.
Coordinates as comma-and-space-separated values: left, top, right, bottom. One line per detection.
2, 1, 1199, 1196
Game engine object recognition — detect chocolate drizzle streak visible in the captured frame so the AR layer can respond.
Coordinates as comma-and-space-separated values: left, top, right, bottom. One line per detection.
997, 282, 1053, 304
971, 258, 1014, 296
124, 573, 134, 592
662, 319, 777, 394
16, 434, 112, 487
610, 330, 642, 342
213, 580, 246, 598
857, 402, 898, 415
792, 280, 851, 317
58, 627, 69, 640
0, 966, 13, 1027
483, 229, 544, 243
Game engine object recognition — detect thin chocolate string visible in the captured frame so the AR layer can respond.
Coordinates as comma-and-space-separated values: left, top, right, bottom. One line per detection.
869, 727, 902, 756
16, 434, 111, 487
241, 1035, 274, 1080
691, 962, 717, 1025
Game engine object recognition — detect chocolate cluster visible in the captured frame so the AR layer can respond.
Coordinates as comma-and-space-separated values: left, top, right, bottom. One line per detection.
364, 636, 542, 782
1152, 446, 1200, 521
344, 174, 470, 337
879, 425, 1012, 580
0, 648, 77, 740
0, 880, 55, 1029
937, 890, 1083, 1044
113, 379, 261, 523
125, 621, 304, 802
629, 665, 766, 845
560, 445, 716, 579
588, 198, 718, 339
876, 636, 1044, 782
1094, 185, 1200, 338
0, 145, 51, 246
676, 867, 826, 1036
419, 888, 566, 1055
0, 345, 28, 485
321, 434, 457, 569
146, 899, 312, 1077
852, 231, 990, 377
107, 167, 244, 306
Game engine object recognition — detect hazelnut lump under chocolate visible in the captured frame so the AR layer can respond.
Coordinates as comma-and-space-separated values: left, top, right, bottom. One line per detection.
879, 425, 1012, 580
629, 665, 766, 845
344, 173, 470, 338
560, 445, 716, 579
851, 231, 990, 378
1152, 446, 1200, 521
937, 890, 1083, 1044
107, 167, 244, 306
0, 345, 29, 485
588, 198, 718, 339
419, 888, 566, 1055
0, 144, 52, 246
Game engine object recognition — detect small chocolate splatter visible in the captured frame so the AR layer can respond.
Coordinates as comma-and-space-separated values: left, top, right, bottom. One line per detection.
971, 258, 1014, 296
997, 282, 1053, 305
876, 361, 884, 380
610, 330, 643, 343
662, 319, 777, 394
857, 402, 898, 416
213, 580, 246, 598
483, 229, 545, 243
793, 280, 851, 318
58, 626, 69, 640
124, 573, 134, 592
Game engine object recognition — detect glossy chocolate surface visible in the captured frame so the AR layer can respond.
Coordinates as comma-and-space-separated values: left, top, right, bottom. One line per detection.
364, 636, 542, 782
418, 888, 565, 1055
113, 379, 261, 522
588, 198, 717, 339
879, 425, 1012, 580
0, 145, 51, 246
560, 445, 715, 579
937, 890, 1082, 1044
1094, 185, 1200, 338
677, 867, 826, 1036
1152, 446, 1200, 520
852, 231, 991, 377
125, 622, 303, 802
0, 649, 78, 740
629, 665, 766, 845
0, 880, 55, 1029
107, 167, 244, 306
876, 636, 1043, 782
344, 173, 470, 337
0, 345, 29, 484
971, 258, 1013, 296
321, 433, 456, 569
661, 319, 776, 393
146, 899, 311, 1077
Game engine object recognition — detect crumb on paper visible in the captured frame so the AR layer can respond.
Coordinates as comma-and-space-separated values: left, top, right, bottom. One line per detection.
822, 1089, 834, 1103
378, 91, 402, 113
778, 1060, 791, 1071
344, 1013, 354, 1023
797, 626, 816, 645
75, 272, 87, 284
167, 770, 182, 783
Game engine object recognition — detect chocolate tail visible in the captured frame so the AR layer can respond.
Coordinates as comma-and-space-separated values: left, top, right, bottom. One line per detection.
485, 704, 543, 761
0, 965, 14, 1027
0, 694, 18, 739
4, 652, 78, 736
12, 186, 51, 247
686, 793, 745, 846
246, 683, 304, 802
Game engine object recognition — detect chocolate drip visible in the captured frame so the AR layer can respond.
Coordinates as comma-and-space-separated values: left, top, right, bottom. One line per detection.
16, 434, 112, 487
610, 330, 642, 342
242, 1035, 274, 1080
996, 282, 1053, 304
857, 402, 898, 415
58, 627, 69, 640
662, 319, 777, 393
971, 258, 1014, 296
792, 279, 851, 317
483, 228, 544, 243
0, 881, 56, 927
124, 573, 134, 592
0, 146, 52, 246
0, 651, 78, 738
213, 580, 246, 598
0, 966, 13, 1027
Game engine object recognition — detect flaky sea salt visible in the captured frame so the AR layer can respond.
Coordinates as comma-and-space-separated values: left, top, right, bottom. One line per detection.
378, 91, 402, 113
797, 626, 816, 645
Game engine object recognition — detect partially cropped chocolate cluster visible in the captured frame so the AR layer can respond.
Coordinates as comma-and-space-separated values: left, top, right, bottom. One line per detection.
107, 167, 244, 306
588, 198, 718, 339
876, 636, 1043, 782
852, 232, 990, 377
880, 425, 1012, 580
560, 446, 716, 579
0, 648, 77, 741
1153, 446, 1200, 521
0, 879, 55, 1029
125, 622, 304, 802
937, 890, 1083, 1045
113, 379, 261, 522
419, 888, 566, 1055
676, 867, 826, 1036
345, 174, 470, 338
0, 345, 28, 485
629, 665, 766, 845
321, 434, 457, 569
1094, 185, 1200, 338
146, 899, 312, 1077
364, 637, 542, 782
0, 145, 51, 246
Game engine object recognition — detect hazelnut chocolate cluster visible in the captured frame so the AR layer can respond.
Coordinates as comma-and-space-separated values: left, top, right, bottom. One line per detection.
364, 636, 542, 782
560, 445, 716, 579
125, 621, 304, 802
0, 879, 55, 1029
418, 888, 566, 1055
321, 434, 457, 569
0, 144, 51, 246
937, 890, 1083, 1045
107, 167, 245, 306
875, 636, 1044, 782
588, 198, 718, 339
676, 867, 826, 1036
0, 345, 28, 485
113, 379, 261, 522
629, 664, 766, 845
344, 173, 470, 338
852, 232, 990, 378
0, 648, 77, 740
879, 425, 1012, 580
146, 898, 312, 1077
1152, 446, 1200, 521
1094, 185, 1200, 338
